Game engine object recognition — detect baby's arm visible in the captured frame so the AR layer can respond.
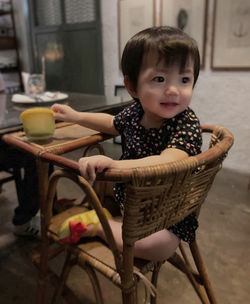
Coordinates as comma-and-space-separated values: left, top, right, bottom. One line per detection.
78, 148, 188, 182
51, 103, 119, 136
112, 148, 189, 169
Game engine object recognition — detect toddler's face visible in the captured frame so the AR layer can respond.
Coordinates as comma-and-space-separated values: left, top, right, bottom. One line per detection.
132, 52, 194, 128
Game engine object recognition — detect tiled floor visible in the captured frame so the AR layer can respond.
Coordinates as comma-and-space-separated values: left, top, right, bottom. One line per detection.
0, 140, 249, 303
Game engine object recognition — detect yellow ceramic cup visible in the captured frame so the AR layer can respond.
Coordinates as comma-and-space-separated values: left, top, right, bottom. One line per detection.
20, 107, 55, 140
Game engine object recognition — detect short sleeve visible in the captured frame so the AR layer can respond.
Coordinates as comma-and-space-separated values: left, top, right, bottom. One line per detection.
166, 109, 202, 156
113, 102, 139, 134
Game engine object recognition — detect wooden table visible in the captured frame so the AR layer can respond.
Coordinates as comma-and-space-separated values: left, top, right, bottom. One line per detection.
0, 92, 132, 188
0, 93, 132, 135
3, 121, 111, 207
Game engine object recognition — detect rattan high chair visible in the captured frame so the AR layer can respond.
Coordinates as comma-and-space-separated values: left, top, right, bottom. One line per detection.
31, 125, 233, 304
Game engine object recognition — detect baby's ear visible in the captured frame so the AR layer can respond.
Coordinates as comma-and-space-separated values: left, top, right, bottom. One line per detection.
124, 76, 137, 99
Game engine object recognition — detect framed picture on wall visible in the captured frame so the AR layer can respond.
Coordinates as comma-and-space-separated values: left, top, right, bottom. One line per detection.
211, 0, 250, 70
118, 0, 155, 60
160, 0, 208, 68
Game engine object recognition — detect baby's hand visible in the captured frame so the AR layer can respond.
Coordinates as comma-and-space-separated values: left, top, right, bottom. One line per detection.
78, 155, 115, 182
51, 104, 80, 122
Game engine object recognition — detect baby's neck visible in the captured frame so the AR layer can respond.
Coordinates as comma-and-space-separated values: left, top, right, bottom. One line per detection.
140, 114, 163, 129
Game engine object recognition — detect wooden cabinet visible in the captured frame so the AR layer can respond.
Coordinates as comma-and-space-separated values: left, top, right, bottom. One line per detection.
29, 0, 104, 94
0, 36, 16, 50
0, 0, 22, 92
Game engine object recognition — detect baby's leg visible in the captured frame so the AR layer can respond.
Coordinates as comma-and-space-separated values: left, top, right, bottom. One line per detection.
134, 229, 180, 261
97, 220, 180, 262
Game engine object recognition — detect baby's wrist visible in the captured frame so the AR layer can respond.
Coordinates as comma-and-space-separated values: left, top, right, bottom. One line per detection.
112, 160, 125, 170
74, 111, 84, 123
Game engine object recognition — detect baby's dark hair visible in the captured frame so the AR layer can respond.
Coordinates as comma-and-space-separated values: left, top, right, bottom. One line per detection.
121, 26, 200, 90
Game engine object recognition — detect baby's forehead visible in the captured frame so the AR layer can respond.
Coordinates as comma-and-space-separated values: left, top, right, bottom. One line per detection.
142, 51, 194, 71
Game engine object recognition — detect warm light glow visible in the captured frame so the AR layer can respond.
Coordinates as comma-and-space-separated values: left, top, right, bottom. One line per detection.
44, 42, 64, 62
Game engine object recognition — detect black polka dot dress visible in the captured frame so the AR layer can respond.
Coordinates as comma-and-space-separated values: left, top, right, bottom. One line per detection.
113, 101, 202, 243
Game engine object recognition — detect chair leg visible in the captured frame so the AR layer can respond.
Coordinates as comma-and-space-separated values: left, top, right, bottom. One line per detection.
122, 289, 137, 304
150, 262, 162, 304
83, 264, 104, 304
169, 252, 209, 304
189, 241, 218, 304
36, 160, 50, 304
51, 251, 75, 304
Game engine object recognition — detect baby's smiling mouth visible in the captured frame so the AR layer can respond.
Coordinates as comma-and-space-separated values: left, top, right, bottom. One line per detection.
160, 102, 178, 107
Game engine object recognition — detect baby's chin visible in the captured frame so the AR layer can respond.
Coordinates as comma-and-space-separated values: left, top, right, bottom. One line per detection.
160, 106, 188, 119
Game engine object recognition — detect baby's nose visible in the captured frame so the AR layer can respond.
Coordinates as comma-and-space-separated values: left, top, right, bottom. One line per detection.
165, 85, 179, 96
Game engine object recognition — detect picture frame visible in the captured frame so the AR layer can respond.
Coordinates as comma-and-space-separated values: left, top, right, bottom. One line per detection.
118, 0, 155, 60
160, 0, 208, 68
114, 84, 131, 101
211, 0, 250, 70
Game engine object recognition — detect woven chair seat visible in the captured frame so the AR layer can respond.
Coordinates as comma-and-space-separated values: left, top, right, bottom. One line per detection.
48, 205, 153, 291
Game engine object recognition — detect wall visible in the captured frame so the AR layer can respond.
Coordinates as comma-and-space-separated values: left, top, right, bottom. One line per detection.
101, 0, 250, 175
12, 0, 33, 72
101, 0, 123, 97
1, 0, 32, 91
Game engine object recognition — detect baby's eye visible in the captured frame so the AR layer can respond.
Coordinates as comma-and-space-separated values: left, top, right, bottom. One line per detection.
182, 77, 190, 84
152, 76, 165, 83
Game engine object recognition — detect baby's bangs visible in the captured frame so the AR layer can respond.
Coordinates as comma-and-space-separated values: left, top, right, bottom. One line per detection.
161, 40, 195, 70
144, 40, 191, 69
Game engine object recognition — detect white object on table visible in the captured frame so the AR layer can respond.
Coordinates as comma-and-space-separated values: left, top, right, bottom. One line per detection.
11, 92, 68, 103
21, 72, 30, 95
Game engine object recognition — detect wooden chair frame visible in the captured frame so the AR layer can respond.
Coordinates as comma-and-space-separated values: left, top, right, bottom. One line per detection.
30, 125, 233, 304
